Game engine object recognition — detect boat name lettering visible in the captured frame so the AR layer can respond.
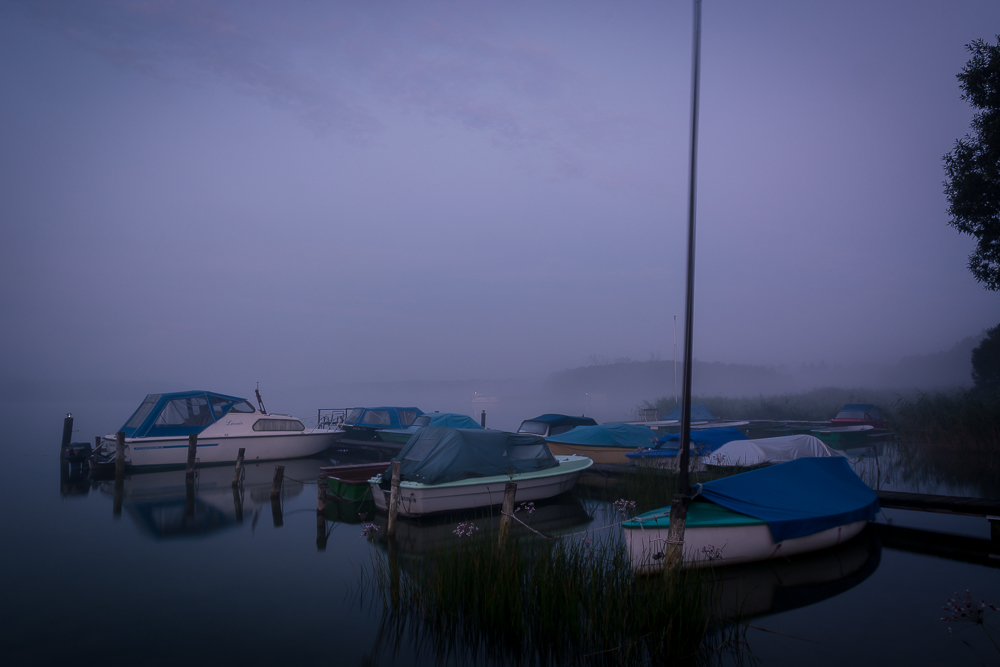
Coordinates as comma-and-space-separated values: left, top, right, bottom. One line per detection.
225, 419, 243, 426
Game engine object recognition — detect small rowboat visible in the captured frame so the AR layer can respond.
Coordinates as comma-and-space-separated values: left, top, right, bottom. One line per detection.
321, 462, 390, 502
623, 457, 879, 571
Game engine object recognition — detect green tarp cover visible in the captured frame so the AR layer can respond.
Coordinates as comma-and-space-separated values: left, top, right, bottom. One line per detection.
397, 427, 558, 485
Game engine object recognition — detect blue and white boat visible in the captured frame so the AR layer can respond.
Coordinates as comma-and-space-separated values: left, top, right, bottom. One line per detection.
335, 406, 425, 446
93, 391, 335, 468
623, 457, 878, 571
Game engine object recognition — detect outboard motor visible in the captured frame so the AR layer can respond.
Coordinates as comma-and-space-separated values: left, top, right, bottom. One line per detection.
62, 441, 93, 463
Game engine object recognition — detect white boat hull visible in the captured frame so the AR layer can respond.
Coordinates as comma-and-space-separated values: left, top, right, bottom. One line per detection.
625, 519, 867, 572
371, 457, 592, 517
108, 430, 335, 467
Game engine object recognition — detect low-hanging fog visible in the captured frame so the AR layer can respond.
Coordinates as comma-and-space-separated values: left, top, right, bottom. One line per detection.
1, 1, 998, 431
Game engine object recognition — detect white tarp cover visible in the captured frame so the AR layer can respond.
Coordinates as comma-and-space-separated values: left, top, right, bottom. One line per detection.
707, 435, 844, 467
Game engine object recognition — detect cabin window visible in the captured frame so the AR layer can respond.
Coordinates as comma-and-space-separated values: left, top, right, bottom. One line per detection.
126, 394, 161, 429
154, 396, 212, 427
517, 421, 548, 435
508, 444, 548, 460
346, 408, 364, 424
398, 409, 420, 426
412, 415, 433, 427
229, 401, 255, 414
210, 396, 238, 418
361, 410, 391, 426
252, 419, 305, 432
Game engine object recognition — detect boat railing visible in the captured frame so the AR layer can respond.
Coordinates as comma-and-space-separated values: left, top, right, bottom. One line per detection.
317, 408, 354, 430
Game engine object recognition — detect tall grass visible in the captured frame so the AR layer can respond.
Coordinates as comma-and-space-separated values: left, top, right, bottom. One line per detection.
358, 531, 714, 666
894, 389, 1000, 452
642, 387, 903, 422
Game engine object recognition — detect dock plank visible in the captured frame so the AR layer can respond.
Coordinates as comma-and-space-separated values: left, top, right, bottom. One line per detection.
877, 490, 1000, 517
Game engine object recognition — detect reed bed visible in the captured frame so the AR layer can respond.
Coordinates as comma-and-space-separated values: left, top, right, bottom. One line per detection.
357, 530, 719, 666
894, 389, 1000, 452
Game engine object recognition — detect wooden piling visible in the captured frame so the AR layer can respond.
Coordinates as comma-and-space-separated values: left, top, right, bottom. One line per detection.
185, 434, 198, 479
991, 516, 999, 543
270, 465, 285, 501
386, 461, 401, 538
114, 431, 126, 479
61, 413, 73, 448
232, 447, 245, 488
498, 482, 517, 545
480, 410, 486, 428
317, 472, 328, 514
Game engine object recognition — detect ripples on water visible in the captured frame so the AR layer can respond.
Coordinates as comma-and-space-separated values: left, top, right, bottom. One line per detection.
2, 401, 998, 666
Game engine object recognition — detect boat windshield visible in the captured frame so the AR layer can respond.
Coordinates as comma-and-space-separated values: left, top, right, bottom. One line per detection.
398, 409, 420, 426
346, 408, 364, 424
229, 401, 255, 413
835, 411, 867, 420
412, 415, 433, 427
517, 421, 548, 435
154, 396, 213, 427
361, 410, 391, 426
125, 394, 161, 429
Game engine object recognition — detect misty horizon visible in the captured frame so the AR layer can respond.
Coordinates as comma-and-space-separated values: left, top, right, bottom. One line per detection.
2, 1, 998, 406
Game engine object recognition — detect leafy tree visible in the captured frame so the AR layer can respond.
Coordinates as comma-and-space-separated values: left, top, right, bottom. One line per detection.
971, 323, 1000, 390
944, 36, 1000, 291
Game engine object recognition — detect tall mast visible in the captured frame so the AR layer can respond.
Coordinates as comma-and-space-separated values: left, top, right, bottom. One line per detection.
665, 0, 702, 570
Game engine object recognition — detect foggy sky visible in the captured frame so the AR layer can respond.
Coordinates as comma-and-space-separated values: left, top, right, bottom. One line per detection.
1, 0, 999, 395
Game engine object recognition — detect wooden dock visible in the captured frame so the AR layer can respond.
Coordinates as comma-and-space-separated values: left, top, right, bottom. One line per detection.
876, 490, 1000, 518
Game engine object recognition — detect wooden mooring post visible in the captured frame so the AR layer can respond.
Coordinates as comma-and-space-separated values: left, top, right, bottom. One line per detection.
480, 410, 486, 428
113, 431, 125, 517
232, 448, 245, 488
498, 482, 517, 545
386, 461, 401, 538
61, 413, 73, 448
185, 434, 198, 479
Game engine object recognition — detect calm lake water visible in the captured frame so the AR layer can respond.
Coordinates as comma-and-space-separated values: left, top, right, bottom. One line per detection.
3, 400, 998, 666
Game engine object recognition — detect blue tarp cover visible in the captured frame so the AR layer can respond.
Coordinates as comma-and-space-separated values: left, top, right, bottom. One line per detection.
694, 457, 879, 542
546, 423, 658, 449
423, 413, 483, 429
626, 426, 748, 458
661, 403, 718, 421
396, 427, 559, 485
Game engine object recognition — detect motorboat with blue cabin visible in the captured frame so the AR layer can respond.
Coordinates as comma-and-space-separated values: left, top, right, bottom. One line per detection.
92, 390, 335, 468
335, 406, 424, 447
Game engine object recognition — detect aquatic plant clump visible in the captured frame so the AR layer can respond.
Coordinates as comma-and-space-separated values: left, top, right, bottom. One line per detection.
361, 532, 712, 666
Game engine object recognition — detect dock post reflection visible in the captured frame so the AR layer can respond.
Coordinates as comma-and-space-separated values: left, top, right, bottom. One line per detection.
185, 474, 195, 518
113, 431, 125, 517
271, 497, 283, 527
232, 485, 243, 523
232, 447, 245, 488
316, 472, 329, 551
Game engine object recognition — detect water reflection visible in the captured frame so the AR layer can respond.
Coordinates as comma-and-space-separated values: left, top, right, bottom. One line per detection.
89, 457, 331, 539
370, 495, 594, 556
710, 529, 881, 620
